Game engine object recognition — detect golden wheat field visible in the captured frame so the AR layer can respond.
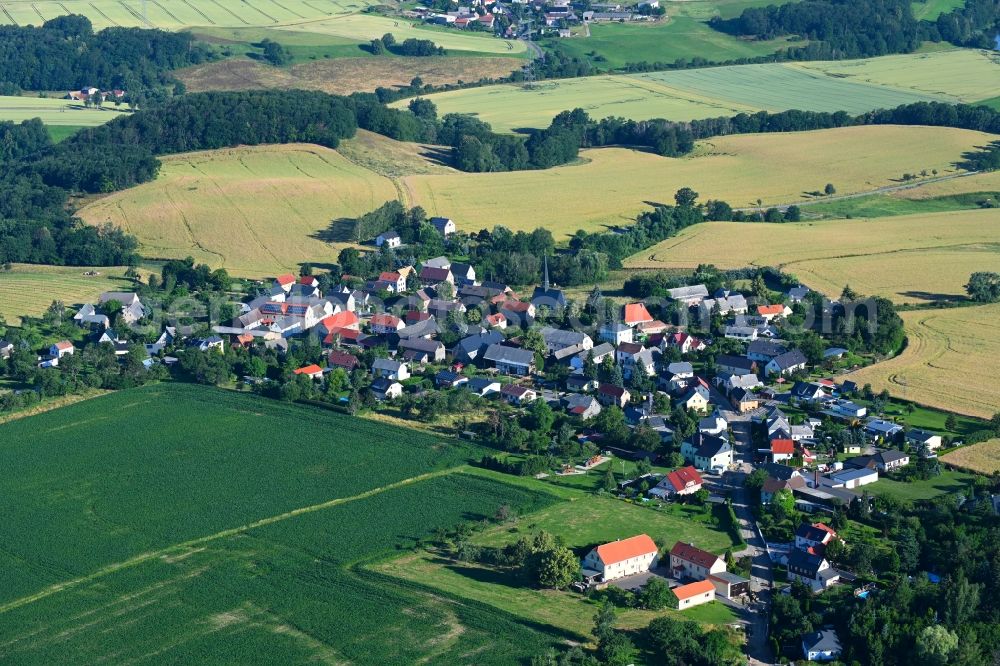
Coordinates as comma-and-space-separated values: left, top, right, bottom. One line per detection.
402, 125, 990, 237
941, 439, 1000, 474
78, 143, 398, 277
0, 264, 145, 326
624, 208, 1000, 303
892, 170, 1000, 200
847, 304, 1000, 418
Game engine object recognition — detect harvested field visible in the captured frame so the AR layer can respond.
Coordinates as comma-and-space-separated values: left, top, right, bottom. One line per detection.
941, 439, 1000, 474
77, 143, 398, 277
846, 304, 1000, 418
177, 56, 520, 96
0, 264, 145, 326
0, 95, 126, 126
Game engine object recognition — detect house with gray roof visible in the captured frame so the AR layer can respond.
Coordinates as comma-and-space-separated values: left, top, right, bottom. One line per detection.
802, 629, 842, 662
765, 349, 808, 376
483, 344, 535, 375
539, 326, 593, 354
372, 358, 410, 381
666, 284, 709, 306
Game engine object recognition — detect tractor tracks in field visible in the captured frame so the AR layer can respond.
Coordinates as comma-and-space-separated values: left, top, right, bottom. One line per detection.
0, 467, 467, 616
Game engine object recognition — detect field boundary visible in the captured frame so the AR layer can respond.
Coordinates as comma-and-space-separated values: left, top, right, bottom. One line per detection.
0, 465, 467, 615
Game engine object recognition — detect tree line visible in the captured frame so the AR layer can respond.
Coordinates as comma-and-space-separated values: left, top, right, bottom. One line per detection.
711, 0, 1000, 59
0, 15, 209, 93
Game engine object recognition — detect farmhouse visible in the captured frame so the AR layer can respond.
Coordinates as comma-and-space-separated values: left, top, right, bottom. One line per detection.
648, 465, 703, 499
398, 338, 446, 364
716, 354, 756, 376
672, 579, 715, 609
698, 294, 748, 317
581, 534, 658, 583
98, 291, 148, 324
539, 326, 592, 353
670, 542, 725, 580
49, 340, 75, 359
747, 339, 789, 363
370, 313, 404, 335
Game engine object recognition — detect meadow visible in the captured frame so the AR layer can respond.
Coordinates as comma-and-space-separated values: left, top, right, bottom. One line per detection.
941, 439, 1000, 474
868, 469, 977, 502
0, 95, 126, 126
911, 0, 966, 21
0, 383, 577, 663
846, 304, 1000, 418
408, 49, 1000, 131
625, 208, 1000, 305
403, 125, 989, 238
0, 263, 143, 325
77, 143, 400, 277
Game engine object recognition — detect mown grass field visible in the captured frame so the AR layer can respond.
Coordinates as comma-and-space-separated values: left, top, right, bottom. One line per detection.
0, 383, 581, 663
0, 95, 126, 126
911, 0, 966, 21
941, 439, 1000, 474
804, 190, 1000, 219
376, 473, 739, 639
846, 304, 1000, 418
868, 469, 977, 502
406, 49, 1000, 131
0, 264, 142, 325
625, 208, 1000, 305
0, 0, 377, 29
404, 125, 989, 237
78, 143, 400, 277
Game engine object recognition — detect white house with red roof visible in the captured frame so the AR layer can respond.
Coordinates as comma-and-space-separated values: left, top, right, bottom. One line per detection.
672, 579, 716, 609
770, 438, 795, 462
663, 332, 705, 354
649, 465, 703, 499
623, 303, 654, 327
370, 313, 404, 335
378, 271, 407, 293
274, 274, 297, 293
669, 542, 725, 580
794, 523, 839, 553
757, 304, 792, 321
49, 340, 75, 359
293, 364, 324, 380
581, 534, 659, 582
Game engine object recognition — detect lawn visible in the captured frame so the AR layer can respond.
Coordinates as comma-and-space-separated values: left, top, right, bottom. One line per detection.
0, 263, 143, 325
404, 125, 990, 238
626, 207, 1000, 305
77, 142, 400, 277
404, 49, 1000, 132
911, 0, 966, 20
868, 469, 977, 502
0, 0, 379, 29
0, 383, 579, 663
0, 95, 126, 126
847, 304, 1000, 419
941, 439, 1000, 474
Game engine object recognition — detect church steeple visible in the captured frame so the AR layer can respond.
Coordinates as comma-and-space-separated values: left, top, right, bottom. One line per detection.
543, 255, 550, 291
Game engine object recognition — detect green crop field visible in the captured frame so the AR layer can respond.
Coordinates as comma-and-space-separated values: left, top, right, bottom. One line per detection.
406, 49, 1000, 131
625, 208, 1000, 305
0, 264, 145, 326
0, 383, 582, 663
0, 95, 126, 126
403, 125, 988, 238
78, 142, 400, 277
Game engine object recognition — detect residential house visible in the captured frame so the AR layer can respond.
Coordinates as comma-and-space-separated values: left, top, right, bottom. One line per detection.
539, 326, 593, 354
566, 375, 597, 393
499, 300, 535, 326
760, 463, 806, 503
757, 304, 792, 321
483, 344, 535, 375
681, 433, 733, 471
372, 358, 410, 381
418, 266, 454, 286
747, 339, 789, 363
636, 320, 668, 336
721, 372, 762, 393
429, 216, 456, 236
802, 629, 842, 663
669, 542, 725, 580
770, 439, 795, 463
327, 350, 360, 372
370, 313, 404, 335
698, 294, 749, 317
616, 342, 657, 378
906, 428, 943, 454
623, 303, 654, 327
699, 415, 727, 436
730, 387, 760, 413
845, 450, 909, 472
0, 340, 12, 360
73, 303, 110, 329
450, 262, 476, 284
435, 370, 468, 389
787, 549, 839, 592
581, 534, 658, 583
708, 571, 750, 599
666, 284, 709, 306
648, 465, 703, 499
724, 325, 758, 342
830, 400, 867, 420
794, 523, 839, 553
293, 364, 324, 380
564, 393, 602, 420
501, 384, 536, 406
678, 382, 711, 413
663, 332, 705, 354
98, 292, 147, 324
454, 331, 504, 363
378, 271, 407, 293
398, 337, 446, 364
467, 377, 501, 396
600, 322, 633, 345
49, 340, 74, 359
788, 285, 810, 303
789, 381, 828, 404
370, 377, 403, 401
375, 230, 401, 248
765, 349, 808, 377
864, 419, 904, 442
597, 383, 631, 409
486, 312, 508, 329
422, 256, 451, 270
672, 580, 716, 610
716, 355, 756, 377
664, 361, 694, 391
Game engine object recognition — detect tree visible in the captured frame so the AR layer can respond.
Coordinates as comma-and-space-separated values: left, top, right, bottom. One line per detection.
945, 413, 958, 432
597, 632, 635, 666
674, 187, 698, 208
824, 183, 836, 195
916, 625, 958, 666
603, 465, 617, 492
965, 271, 1000, 302
638, 577, 673, 609
593, 601, 617, 644
535, 546, 579, 589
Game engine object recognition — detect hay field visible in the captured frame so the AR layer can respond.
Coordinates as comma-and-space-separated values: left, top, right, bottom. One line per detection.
404, 49, 999, 131
893, 171, 1000, 200
0, 0, 376, 29
0, 95, 126, 126
77, 143, 398, 277
403, 125, 989, 237
177, 56, 521, 96
625, 208, 1000, 303
0, 264, 142, 325
847, 304, 1000, 418
941, 439, 1000, 474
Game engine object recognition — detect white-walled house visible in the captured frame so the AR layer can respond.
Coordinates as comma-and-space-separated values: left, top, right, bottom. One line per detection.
581, 534, 659, 582
669, 542, 725, 580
